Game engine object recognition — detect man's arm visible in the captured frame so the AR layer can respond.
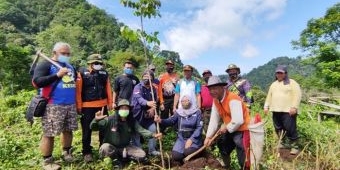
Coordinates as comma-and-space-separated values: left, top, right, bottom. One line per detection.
32, 61, 59, 87
226, 100, 244, 133
206, 103, 220, 138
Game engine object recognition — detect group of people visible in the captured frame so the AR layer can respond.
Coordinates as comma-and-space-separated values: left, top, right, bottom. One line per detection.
32, 42, 302, 170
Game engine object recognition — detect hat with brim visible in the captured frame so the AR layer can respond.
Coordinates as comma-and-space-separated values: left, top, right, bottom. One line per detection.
207, 76, 228, 87
183, 65, 193, 71
202, 69, 212, 76
275, 65, 287, 73
165, 60, 174, 65
115, 99, 130, 109
87, 54, 103, 64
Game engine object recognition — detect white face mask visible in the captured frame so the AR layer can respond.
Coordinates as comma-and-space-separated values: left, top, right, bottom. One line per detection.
92, 64, 103, 70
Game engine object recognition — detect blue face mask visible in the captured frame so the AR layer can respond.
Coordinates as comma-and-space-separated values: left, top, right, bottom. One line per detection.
58, 55, 70, 63
124, 68, 133, 75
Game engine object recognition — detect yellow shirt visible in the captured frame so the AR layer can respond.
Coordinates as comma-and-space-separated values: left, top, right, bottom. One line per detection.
264, 79, 301, 113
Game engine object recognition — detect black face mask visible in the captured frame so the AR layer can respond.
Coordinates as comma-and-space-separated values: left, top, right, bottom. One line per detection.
166, 68, 174, 73
229, 73, 238, 79
143, 79, 150, 86
204, 77, 209, 83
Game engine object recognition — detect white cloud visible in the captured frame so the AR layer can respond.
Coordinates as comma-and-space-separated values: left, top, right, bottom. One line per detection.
161, 0, 287, 60
241, 44, 260, 58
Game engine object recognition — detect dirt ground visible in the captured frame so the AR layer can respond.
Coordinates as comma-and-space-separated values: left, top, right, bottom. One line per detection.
278, 148, 299, 161
172, 151, 224, 170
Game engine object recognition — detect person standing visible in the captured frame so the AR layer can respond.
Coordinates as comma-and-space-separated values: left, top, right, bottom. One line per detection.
158, 60, 179, 131
91, 99, 162, 168
131, 70, 160, 156
32, 42, 78, 170
76, 54, 113, 162
226, 64, 253, 107
112, 60, 139, 106
204, 76, 250, 170
173, 65, 201, 112
264, 65, 302, 155
200, 70, 214, 133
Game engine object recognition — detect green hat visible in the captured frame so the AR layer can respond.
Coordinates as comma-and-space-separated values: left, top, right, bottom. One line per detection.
87, 54, 103, 64
116, 99, 130, 109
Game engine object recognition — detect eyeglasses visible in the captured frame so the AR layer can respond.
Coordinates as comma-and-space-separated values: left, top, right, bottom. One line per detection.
93, 62, 103, 65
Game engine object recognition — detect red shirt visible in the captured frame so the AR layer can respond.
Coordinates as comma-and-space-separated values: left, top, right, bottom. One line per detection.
201, 85, 213, 109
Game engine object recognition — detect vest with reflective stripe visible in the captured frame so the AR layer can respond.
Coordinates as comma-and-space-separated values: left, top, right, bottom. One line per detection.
213, 91, 250, 131
80, 68, 108, 102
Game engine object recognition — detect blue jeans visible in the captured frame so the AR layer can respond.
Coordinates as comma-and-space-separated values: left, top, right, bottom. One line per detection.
133, 123, 157, 154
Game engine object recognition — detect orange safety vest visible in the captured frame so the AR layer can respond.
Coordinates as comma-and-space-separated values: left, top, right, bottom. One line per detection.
213, 91, 250, 131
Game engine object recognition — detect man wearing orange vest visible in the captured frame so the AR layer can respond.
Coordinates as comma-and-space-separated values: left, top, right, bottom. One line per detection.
204, 76, 250, 170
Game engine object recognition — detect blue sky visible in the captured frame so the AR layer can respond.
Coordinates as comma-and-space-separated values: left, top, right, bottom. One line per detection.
87, 0, 338, 75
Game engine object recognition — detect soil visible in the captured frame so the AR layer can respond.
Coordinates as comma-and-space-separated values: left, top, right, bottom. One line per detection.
277, 148, 299, 161
172, 151, 224, 170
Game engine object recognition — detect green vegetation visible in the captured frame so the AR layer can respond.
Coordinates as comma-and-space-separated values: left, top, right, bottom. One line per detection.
0, 0, 339, 169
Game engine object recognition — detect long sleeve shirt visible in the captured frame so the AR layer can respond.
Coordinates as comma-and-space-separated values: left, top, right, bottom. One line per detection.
264, 79, 301, 112
206, 90, 248, 138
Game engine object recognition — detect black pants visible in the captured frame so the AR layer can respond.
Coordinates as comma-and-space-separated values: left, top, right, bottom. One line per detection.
172, 147, 197, 162
81, 107, 108, 155
217, 131, 248, 169
272, 112, 298, 142
160, 97, 174, 132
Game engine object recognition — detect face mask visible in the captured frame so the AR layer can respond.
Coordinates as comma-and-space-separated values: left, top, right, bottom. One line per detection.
58, 55, 70, 63
143, 79, 150, 86
92, 64, 103, 70
118, 110, 129, 117
204, 77, 209, 83
166, 68, 174, 73
229, 73, 238, 79
124, 68, 133, 75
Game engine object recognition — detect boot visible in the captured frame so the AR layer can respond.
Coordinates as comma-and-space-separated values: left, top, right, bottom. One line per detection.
221, 154, 231, 169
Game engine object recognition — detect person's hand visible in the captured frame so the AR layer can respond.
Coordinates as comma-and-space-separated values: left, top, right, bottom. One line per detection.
219, 124, 228, 134
153, 133, 162, 140
112, 103, 116, 110
77, 108, 82, 115
154, 115, 161, 123
146, 108, 155, 118
56, 67, 69, 77
204, 137, 212, 147
147, 101, 156, 108
185, 139, 193, 149
289, 107, 297, 116
264, 109, 269, 114
95, 109, 107, 121
160, 104, 165, 111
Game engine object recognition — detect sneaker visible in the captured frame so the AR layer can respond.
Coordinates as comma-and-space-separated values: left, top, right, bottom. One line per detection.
149, 150, 161, 156
62, 150, 74, 163
43, 157, 61, 170
290, 148, 299, 155
84, 154, 93, 163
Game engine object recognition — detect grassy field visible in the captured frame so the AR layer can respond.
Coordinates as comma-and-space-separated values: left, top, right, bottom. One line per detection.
0, 90, 339, 169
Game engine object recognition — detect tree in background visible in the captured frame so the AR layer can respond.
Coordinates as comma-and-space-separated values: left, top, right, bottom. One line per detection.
292, 3, 340, 88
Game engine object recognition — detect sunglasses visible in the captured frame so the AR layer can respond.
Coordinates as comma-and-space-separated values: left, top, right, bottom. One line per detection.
93, 62, 103, 65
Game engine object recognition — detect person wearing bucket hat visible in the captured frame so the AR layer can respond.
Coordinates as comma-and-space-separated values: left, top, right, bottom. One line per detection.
158, 60, 180, 132
204, 76, 251, 169
131, 70, 161, 156
76, 53, 113, 162
225, 64, 253, 107
264, 65, 302, 155
173, 65, 201, 113
112, 60, 140, 108
90, 99, 162, 168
